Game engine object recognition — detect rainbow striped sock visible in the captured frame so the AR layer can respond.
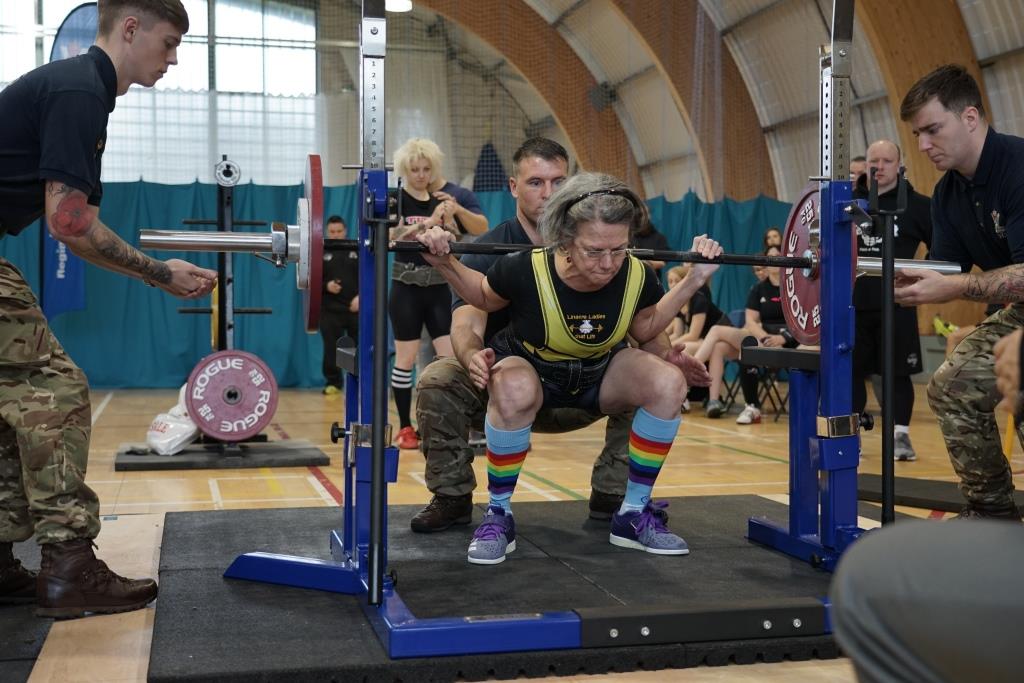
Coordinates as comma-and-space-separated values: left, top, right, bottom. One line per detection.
484, 417, 531, 514
621, 408, 679, 512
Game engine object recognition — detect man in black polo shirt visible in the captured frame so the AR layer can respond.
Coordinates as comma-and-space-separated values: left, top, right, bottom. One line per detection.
894, 64, 1024, 520
852, 139, 932, 461
0, 0, 216, 617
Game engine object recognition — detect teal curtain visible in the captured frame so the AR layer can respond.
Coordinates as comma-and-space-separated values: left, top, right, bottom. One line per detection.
0, 184, 790, 387
647, 191, 792, 316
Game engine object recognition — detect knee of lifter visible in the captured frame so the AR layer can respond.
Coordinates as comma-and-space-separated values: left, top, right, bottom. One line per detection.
490, 372, 540, 414
656, 366, 688, 403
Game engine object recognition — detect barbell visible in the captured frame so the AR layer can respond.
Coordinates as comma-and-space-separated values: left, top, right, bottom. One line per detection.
139, 154, 961, 336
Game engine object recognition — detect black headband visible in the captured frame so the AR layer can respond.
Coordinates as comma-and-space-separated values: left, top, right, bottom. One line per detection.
563, 188, 641, 213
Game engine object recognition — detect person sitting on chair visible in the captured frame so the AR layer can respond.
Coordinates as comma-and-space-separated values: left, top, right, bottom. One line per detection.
666, 264, 732, 355
690, 246, 795, 424
416, 172, 721, 564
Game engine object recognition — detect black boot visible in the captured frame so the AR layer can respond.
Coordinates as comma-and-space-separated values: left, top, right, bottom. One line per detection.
410, 494, 473, 532
954, 502, 1024, 522
0, 541, 36, 605
588, 490, 625, 520
36, 539, 158, 619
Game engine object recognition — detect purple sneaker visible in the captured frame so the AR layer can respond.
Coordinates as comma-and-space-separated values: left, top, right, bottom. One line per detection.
609, 500, 689, 555
467, 506, 517, 565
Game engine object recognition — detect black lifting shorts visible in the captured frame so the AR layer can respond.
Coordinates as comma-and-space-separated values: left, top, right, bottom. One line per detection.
388, 280, 452, 341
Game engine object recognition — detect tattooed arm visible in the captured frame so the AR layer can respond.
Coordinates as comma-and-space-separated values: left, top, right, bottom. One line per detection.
44, 181, 217, 298
894, 264, 1024, 305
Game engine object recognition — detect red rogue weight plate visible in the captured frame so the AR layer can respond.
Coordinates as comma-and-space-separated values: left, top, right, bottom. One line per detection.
780, 183, 857, 346
781, 184, 822, 345
185, 350, 279, 442
302, 154, 324, 333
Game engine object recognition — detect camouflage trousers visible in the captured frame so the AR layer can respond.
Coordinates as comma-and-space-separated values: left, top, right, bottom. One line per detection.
0, 258, 98, 544
927, 303, 1024, 509
415, 356, 631, 498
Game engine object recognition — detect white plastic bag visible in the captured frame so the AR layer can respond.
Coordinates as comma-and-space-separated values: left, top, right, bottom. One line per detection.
146, 385, 199, 455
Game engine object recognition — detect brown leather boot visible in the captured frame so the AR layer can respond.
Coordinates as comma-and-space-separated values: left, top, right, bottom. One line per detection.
0, 541, 36, 605
410, 494, 473, 533
36, 539, 158, 619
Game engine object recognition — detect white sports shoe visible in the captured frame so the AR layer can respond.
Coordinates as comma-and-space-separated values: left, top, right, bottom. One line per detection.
735, 404, 762, 425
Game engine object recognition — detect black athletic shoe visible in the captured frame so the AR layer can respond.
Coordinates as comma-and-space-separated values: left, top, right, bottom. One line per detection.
588, 490, 625, 521
410, 494, 473, 533
953, 503, 1023, 522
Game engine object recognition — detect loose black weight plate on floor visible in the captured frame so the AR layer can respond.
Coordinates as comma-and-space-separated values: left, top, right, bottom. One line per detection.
148, 496, 841, 682
858, 473, 1024, 512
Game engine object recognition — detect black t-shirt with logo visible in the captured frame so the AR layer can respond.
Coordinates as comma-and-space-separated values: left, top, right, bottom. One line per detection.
452, 217, 532, 344
745, 279, 786, 334
852, 180, 932, 310
685, 284, 729, 338
396, 189, 441, 267
486, 249, 663, 354
0, 46, 116, 236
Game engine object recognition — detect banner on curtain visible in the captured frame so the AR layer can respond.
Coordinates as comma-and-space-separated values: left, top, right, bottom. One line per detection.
41, 2, 98, 318
41, 230, 86, 318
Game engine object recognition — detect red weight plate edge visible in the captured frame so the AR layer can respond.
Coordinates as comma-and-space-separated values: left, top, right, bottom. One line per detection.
184, 350, 280, 442
781, 183, 821, 345
303, 154, 324, 333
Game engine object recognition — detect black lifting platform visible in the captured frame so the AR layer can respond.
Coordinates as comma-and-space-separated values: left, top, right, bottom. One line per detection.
146, 495, 860, 682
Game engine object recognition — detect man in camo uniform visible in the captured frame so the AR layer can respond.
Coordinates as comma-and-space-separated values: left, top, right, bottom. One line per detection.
0, 0, 217, 617
895, 65, 1024, 520
411, 138, 708, 532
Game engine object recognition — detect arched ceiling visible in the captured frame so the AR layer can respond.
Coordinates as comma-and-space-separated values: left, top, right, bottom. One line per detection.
400, 0, 1024, 203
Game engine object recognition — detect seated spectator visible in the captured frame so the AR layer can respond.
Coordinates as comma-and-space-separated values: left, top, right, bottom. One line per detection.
665, 265, 732, 356
691, 246, 794, 424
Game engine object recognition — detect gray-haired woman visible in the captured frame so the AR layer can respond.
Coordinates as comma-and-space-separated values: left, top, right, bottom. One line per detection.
416, 172, 721, 566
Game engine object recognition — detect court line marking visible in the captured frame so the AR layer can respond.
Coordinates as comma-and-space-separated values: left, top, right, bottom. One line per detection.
208, 479, 223, 510
91, 391, 114, 426
520, 470, 586, 500
114, 497, 325, 508
678, 435, 789, 464
306, 475, 339, 506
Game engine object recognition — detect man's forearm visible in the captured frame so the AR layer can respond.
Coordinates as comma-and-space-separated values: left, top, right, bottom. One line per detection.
46, 182, 169, 283
963, 265, 1024, 303
62, 220, 170, 284
452, 324, 485, 369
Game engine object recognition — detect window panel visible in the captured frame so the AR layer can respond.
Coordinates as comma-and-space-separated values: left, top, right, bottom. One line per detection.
264, 46, 315, 96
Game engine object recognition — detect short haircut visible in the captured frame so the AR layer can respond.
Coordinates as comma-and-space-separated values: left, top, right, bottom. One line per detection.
868, 139, 902, 162
326, 215, 346, 226
851, 155, 866, 163
512, 137, 568, 175
393, 138, 444, 186
539, 172, 648, 251
98, 0, 189, 36
900, 64, 986, 121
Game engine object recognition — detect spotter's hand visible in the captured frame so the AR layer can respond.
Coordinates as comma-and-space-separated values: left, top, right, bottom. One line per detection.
690, 234, 723, 280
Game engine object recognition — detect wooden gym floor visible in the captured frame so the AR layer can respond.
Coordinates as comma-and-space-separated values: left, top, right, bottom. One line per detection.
22, 382, 1020, 683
